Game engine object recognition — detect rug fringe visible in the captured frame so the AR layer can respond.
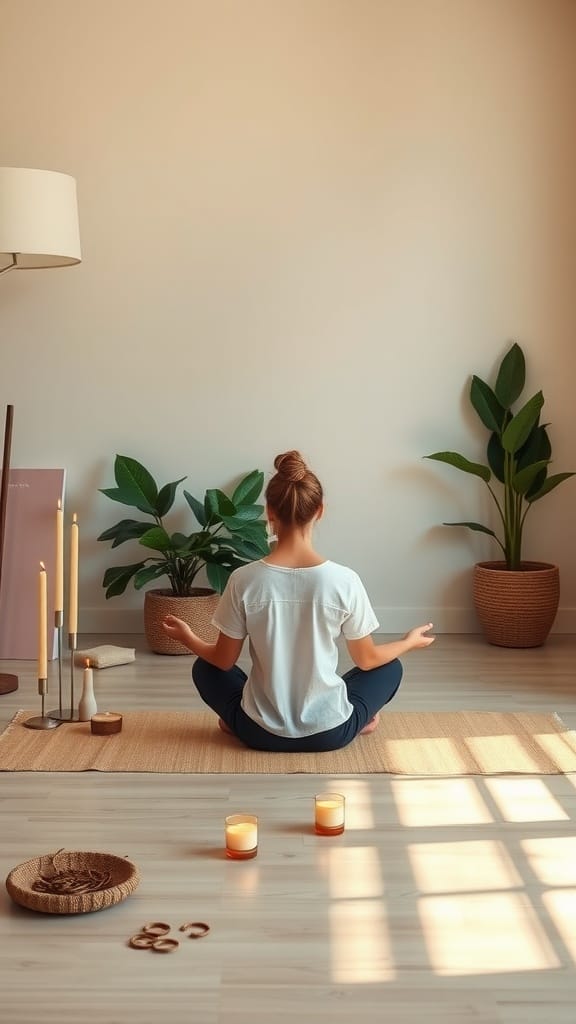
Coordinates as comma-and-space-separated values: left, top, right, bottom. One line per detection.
0, 709, 27, 743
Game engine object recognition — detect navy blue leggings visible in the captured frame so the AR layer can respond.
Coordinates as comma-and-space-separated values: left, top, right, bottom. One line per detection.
191, 658, 403, 752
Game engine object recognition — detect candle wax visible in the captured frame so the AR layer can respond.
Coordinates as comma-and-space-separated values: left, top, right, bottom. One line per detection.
315, 800, 344, 829
226, 822, 258, 852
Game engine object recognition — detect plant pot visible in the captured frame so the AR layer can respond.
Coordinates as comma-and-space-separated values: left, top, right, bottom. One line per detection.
472, 561, 560, 648
143, 588, 219, 655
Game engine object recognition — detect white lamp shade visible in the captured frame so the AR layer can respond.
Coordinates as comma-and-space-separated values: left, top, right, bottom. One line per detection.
0, 167, 81, 270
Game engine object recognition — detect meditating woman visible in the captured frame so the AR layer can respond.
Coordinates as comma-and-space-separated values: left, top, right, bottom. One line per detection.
162, 450, 435, 752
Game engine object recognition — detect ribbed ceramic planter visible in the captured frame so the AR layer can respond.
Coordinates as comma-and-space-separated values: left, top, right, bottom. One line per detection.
472, 561, 560, 648
143, 588, 219, 655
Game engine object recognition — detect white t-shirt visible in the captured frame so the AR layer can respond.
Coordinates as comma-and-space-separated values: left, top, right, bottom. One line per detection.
212, 559, 379, 738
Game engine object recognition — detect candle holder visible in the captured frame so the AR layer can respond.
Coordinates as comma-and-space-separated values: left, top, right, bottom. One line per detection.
47, 610, 67, 721
49, 629, 79, 722
225, 814, 258, 860
314, 792, 345, 835
24, 678, 61, 730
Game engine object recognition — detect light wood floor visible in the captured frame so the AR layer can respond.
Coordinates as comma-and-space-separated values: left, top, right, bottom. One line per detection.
1, 633, 576, 1024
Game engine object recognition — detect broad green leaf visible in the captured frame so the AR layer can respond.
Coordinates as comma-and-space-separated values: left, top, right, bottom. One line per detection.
172, 531, 211, 555
221, 506, 265, 531
213, 489, 237, 517
470, 377, 506, 433
516, 424, 551, 472
206, 561, 232, 594
502, 392, 544, 454
232, 470, 264, 507
234, 519, 267, 540
512, 460, 550, 495
494, 342, 525, 407
156, 478, 186, 518
138, 526, 172, 552
220, 536, 268, 559
112, 455, 159, 514
487, 433, 505, 483
527, 472, 576, 502
204, 489, 219, 522
183, 490, 206, 526
443, 522, 498, 537
133, 563, 170, 590
97, 519, 151, 548
102, 562, 145, 598
526, 468, 548, 501
425, 452, 491, 482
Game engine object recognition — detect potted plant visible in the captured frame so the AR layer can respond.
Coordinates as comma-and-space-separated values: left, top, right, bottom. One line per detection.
98, 455, 269, 653
425, 342, 574, 647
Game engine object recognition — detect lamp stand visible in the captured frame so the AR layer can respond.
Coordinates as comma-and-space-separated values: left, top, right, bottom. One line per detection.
0, 404, 18, 695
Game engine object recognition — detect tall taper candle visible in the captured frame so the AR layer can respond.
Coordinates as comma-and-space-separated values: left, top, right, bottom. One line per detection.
69, 513, 78, 635
38, 562, 47, 679
55, 499, 64, 614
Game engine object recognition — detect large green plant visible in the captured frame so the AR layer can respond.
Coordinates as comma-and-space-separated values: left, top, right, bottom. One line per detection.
98, 455, 269, 597
425, 343, 574, 570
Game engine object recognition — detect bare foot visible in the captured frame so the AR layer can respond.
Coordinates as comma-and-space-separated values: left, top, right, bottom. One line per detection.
359, 713, 380, 736
218, 718, 234, 736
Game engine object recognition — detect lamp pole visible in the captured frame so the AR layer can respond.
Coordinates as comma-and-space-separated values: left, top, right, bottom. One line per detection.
0, 406, 18, 694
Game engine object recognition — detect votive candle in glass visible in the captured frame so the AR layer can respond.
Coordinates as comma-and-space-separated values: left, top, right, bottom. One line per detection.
314, 792, 345, 835
225, 814, 258, 860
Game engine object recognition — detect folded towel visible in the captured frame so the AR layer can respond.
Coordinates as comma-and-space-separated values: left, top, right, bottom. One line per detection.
74, 645, 136, 669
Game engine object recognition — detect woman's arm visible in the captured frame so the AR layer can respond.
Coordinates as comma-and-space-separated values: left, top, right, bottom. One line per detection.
162, 615, 244, 670
346, 623, 435, 671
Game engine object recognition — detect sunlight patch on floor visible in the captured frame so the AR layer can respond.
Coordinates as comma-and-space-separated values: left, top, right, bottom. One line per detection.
330, 899, 394, 983
326, 846, 384, 900
418, 892, 560, 975
385, 736, 468, 773
408, 839, 522, 894
326, 778, 375, 830
484, 777, 570, 823
542, 890, 576, 963
465, 733, 539, 773
391, 778, 493, 827
521, 837, 576, 886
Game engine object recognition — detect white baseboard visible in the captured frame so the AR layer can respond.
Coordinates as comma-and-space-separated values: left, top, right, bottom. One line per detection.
79, 604, 576, 636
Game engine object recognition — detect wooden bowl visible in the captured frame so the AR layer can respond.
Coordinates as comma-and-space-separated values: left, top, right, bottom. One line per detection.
5, 850, 140, 914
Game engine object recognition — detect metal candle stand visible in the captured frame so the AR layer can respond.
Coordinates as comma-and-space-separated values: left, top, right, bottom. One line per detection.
47, 618, 79, 722
24, 675, 61, 730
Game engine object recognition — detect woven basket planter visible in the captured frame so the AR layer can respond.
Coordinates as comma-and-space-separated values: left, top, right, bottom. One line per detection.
472, 561, 560, 648
144, 588, 219, 654
5, 850, 140, 915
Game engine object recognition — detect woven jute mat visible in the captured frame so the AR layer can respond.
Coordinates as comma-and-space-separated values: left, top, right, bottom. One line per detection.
1, 709, 576, 774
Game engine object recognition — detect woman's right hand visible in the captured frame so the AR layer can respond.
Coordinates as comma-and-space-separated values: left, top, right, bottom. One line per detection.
404, 623, 436, 649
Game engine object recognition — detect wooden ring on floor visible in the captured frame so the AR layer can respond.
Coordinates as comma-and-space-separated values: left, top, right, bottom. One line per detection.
142, 921, 171, 937
129, 934, 155, 949
179, 921, 210, 938
152, 938, 179, 953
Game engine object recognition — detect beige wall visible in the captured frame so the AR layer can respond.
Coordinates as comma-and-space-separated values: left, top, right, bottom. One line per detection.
1, 0, 575, 634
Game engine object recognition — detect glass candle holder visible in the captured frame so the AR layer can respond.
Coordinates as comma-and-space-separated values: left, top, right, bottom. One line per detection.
314, 792, 345, 835
225, 814, 258, 860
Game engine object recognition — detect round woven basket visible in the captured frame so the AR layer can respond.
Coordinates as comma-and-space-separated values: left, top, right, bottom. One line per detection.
144, 588, 219, 654
5, 850, 140, 915
472, 561, 560, 648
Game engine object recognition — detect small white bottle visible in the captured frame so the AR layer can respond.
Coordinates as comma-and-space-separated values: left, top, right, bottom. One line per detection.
78, 658, 98, 721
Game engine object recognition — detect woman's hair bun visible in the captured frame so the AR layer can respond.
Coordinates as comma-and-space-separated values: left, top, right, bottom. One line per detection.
273, 450, 308, 483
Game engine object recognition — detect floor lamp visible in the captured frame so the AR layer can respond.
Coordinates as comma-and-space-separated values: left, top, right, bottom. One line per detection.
0, 167, 82, 698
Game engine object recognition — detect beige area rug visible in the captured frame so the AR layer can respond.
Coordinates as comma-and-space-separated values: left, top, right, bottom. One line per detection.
1, 709, 576, 775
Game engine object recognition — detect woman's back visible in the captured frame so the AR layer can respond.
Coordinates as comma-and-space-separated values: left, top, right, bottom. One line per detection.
213, 559, 379, 736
